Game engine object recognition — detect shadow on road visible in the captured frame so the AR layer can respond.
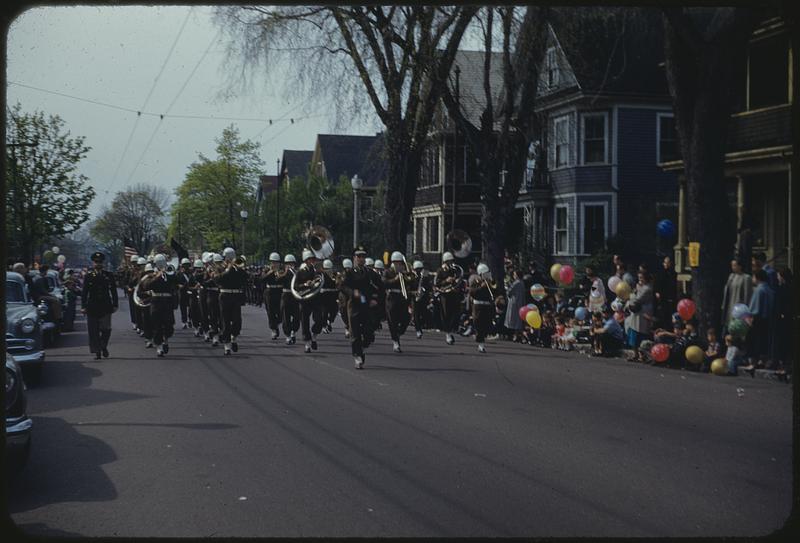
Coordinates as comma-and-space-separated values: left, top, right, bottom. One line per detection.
7, 416, 118, 514
74, 422, 239, 430
10, 522, 87, 537
367, 365, 478, 372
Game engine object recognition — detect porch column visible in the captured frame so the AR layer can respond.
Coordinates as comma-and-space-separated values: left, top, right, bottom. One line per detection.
789, 163, 794, 272
736, 175, 745, 230
673, 176, 687, 273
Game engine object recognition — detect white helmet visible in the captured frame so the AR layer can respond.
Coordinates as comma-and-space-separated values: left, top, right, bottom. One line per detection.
154, 254, 167, 270
137, 257, 147, 265
365, 257, 375, 267
269, 252, 280, 262
284, 254, 296, 264
180, 257, 191, 265
390, 251, 404, 262
302, 249, 314, 261
412, 260, 424, 270
201, 251, 210, 262
342, 258, 353, 269
322, 259, 333, 270
442, 251, 454, 263
212, 253, 224, 263
477, 263, 490, 275
130, 254, 139, 262
374, 260, 384, 270
144, 263, 154, 272
193, 259, 203, 268
223, 247, 236, 261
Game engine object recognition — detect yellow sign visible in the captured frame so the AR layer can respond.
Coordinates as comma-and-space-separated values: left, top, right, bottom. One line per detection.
688, 242, 700, 267
383, 251, 390, 265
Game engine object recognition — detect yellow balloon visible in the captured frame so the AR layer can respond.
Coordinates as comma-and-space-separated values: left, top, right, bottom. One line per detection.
615, 281, 631, 300
550, 263, 562, 283
685, 345, 704, 365
525, 310, 542, 329
710, 358, 728, 375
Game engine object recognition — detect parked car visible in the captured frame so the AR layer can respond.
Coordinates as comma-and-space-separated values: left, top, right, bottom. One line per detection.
5, 271, 46, 381
5, 353, 32, 471
25, 270, 61, 345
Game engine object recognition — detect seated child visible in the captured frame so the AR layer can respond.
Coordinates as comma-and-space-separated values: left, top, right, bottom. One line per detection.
702, 327, 723, 373
725, 334, 747, 376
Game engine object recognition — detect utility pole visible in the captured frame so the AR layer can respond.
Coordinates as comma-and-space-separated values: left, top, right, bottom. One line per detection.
276, 158, 281, 255
451, 64, 460, 232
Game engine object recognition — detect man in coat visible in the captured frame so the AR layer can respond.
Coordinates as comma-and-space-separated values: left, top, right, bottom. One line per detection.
81, 252, 119, 360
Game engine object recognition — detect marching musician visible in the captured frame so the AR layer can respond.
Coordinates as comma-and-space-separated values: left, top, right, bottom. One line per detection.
261, 252, 283, 340
126, 254, 141, 331
188, 259, 204, 337
218, 247, 248, 355
320, 259, 339, 334
81, 251, 118, 360
383, 251, 413, 353
469, 263, 497, 353
177, 258, 193, 329
137, 262, 156, 347
139, 254, 177, 357
435, 251, 463, 346
294, 249, 324, 353
411, 260, 431, 339
279, 254, 300, 345
338, 258, 353, 338
197, 253, 212, 341
203, 253, 224, 345
365, 257, 384, 337
338, 246, 376, 369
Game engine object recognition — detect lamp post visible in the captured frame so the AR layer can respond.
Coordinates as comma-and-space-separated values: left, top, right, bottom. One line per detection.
276, 158, 281, 255
351, 174, 363, 247
240, 209, 249, 258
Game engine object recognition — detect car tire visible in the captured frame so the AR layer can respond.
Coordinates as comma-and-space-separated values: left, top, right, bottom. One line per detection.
6, 436, 31, 473
23, 364, 42, 386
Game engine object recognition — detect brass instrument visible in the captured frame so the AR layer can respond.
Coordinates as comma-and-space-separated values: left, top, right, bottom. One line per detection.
306, 225, 335, 259
133, 273, 153, 308
446, 229, 473, 258
290, 261, 325, 300
439, 263, 465, 294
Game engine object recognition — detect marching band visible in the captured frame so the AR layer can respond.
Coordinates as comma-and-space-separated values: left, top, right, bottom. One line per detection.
116, 227, 498, 366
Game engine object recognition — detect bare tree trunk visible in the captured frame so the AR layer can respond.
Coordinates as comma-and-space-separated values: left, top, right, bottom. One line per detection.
382, 129, 422, 251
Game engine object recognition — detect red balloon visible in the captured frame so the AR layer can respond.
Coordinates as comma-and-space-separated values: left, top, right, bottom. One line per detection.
518, 306, 530, 322
559, 265, 575, 285
677, 299, 696, 321
650, 343, 670, 363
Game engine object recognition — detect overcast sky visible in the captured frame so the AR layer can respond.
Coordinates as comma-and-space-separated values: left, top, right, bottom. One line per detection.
6, 5, 383, 221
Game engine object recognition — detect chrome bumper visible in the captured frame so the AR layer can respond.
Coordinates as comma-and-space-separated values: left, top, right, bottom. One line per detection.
7, 350, 45, 365
5, 416, 32, 446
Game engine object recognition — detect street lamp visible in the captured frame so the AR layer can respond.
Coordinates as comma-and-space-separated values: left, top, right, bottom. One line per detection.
240, 209, 248, 258
351, 174, 363, 247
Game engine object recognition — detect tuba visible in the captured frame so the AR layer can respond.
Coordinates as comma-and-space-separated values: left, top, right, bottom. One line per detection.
290, 260, 325, 300
133, 276, 152, 308
306, 225, 335, 260
446, 229, 472, 259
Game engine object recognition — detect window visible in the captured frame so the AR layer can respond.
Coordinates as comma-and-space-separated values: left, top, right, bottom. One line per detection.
657, 114, 679, 164
555, 206, 568, 254
582, 204, 606, 254
748, 34, 789, 110
546, 47, 560, 88
554, 116, 570, 168
5, 281, 26, 303
419, 144, 440, 187
415, 218, 424, 253
426, 216, 440, 253
581, 113, 607, 164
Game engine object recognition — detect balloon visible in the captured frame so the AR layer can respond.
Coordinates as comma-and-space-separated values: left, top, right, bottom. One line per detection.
615, 281, 631, 300
550, 263, 562, 283
530, 283, 546, 301
677, 298, 696, 321
608, 275, 621, 293
623, 272, 636, 286
526, 310, 542, 329
650, 343, 670, 363
710, 358, 728, 376
57, 254, 66, 264
527, 303, 537, 311
732, 303, 750, 320
728, 318, 749, 339
51, 246, 60, 255
685, 345, 704, 365
518, 306, 531, 322
611, 298, 623, 312
42, 250, 55, 263
575, 307, 588, 321
559, 265, 574, 285
657, 219, 675, 239
614, 310, 625, 323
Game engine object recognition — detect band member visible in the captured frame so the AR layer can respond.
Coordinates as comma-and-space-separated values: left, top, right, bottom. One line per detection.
411, 260, 430, 339
188, 259, 204, 337
218, 247, 248, 355
203, 253, 224, 345
365, 257, 384, 337
197, 253, 212, 341
338, 258, 353, 338
383, 252, 413, 353
294, 249, 324, 353
139, 254, 177, 357
136, 263, 156, 347
338, 246, 376, 369
261, 252, 283, 340
279, 254, 300, 344
81, 252, 118, 360
126, 254, 142, 330
320, 259, 339, 333
177, 257, 193, 328
469, 263, 497, 353
435, 251, 463, 345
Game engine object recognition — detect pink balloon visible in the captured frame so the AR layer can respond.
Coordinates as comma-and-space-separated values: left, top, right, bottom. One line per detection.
559, 265, 574, 285
518, 306, 530, 322
608, 275, 621, 293
677, 298, 696, 321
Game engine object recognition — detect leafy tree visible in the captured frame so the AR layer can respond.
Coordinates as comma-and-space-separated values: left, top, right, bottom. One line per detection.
5, 103, 95, 264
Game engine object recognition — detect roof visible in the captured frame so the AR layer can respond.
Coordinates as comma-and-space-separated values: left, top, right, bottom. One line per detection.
281, 150, 313, 181
316, 134, 386, 187
449, 49, 506, 128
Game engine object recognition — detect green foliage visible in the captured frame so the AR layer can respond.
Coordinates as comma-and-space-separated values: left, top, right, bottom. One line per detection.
5, 103, 95, 263
90, 183, 169, 257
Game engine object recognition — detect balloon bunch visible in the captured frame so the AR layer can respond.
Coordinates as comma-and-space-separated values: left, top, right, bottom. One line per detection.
550, 263, 575, 287
727, 303, 751, 340
519, 304, 542, 329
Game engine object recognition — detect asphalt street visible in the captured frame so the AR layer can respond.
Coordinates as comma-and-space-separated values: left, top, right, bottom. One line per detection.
7, 294, 794, 537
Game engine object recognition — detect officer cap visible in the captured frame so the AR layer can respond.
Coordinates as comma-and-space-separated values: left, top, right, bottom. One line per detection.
353, 245, 367, 256
91, 251, 105, 262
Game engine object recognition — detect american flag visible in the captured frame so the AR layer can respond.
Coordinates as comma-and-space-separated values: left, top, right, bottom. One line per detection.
123, 238, 137, 261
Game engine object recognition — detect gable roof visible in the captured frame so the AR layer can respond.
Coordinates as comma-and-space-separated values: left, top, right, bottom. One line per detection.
280, 150, 312, 181
450, 49, 506, 127
316, 134, 386, 187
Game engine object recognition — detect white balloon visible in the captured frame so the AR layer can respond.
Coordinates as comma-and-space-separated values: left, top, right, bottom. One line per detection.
57, 254, 66, 263
52, 246, 60, 254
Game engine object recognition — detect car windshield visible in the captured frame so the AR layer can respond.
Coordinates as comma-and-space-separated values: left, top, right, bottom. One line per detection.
6, 281, 28, 302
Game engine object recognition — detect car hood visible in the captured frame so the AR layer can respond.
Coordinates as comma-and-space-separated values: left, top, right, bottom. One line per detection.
6, 303, 38, 333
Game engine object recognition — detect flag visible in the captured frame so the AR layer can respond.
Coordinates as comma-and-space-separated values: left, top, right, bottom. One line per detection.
170, 238, 190, 261
123, 238, 137, 262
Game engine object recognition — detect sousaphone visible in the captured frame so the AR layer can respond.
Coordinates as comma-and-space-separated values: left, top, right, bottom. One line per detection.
290, 226, 333, 300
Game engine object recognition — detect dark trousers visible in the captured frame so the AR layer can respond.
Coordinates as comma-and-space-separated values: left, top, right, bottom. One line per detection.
137, 305, 153, 340
299, 299, 323, 341
179, 292, 190, 323
338, 297, 350, 329
219, 293, 243, 342
87, 312, 112, 353
347, 303, 372, 358
281, 294, 300, 336
439, 292, 462, 333
149, 301, 174, 345
386, 295, 410, 341
127, 291, 137, 324
264, 290, 282, 331
321, 294, 338, 326
189, 293, 202, 328
205, 292, 220, 336
413, 298, 427, 331
473, 305, 493, 343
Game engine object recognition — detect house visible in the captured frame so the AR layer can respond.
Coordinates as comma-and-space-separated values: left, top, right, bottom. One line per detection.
660, 14, 793, 281
279, 150, 313, 186
309, 133, 386, 189
515, 7, 679, 270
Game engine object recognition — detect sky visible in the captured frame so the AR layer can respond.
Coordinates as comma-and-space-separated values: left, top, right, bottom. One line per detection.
6, 5, 382, 221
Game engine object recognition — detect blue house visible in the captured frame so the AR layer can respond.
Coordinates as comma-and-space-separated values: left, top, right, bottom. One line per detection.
515, 8, 679, 269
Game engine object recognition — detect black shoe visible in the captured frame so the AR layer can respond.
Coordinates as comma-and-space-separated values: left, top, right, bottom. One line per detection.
94, 352, 102, 360
290, 336, 296, 345
102, 348, 109, 358
231, 342, 238, 352
311, 340, 318, 351
162, 343, 169, 354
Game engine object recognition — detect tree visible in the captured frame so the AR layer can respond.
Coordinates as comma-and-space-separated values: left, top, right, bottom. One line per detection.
214, 6, 478, 250
168, 126, 263, 252
90, 183, 170, 259
662, 7, 757, 334
5, 103, 95, 264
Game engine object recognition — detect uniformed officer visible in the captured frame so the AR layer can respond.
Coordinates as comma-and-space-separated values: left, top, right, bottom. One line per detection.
81, 252, 118, 360
139, 254, 177, 357
279, 254, 300, 344
319, 259, 339, 333
383, 252, 413, 353
435, 251, 464, 345
177, 258, 193, 328
294, 249, 324, 353
338, 258, 353, 338
217, 247, 248, 355
411, 260, 431, 339
261, 252, 283, 340
469, 263, 497, 353
338, 246, 376, 369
